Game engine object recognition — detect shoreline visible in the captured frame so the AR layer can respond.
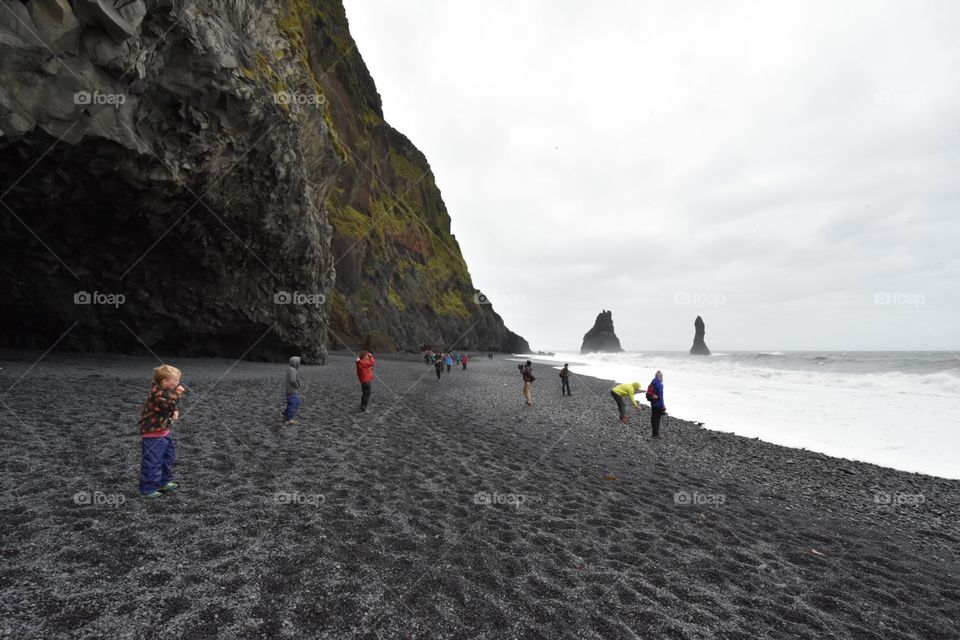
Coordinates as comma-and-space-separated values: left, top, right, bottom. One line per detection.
512, 350, 960, 481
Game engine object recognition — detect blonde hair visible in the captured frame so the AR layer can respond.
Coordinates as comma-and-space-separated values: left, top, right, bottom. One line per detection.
153, 364, 182, 384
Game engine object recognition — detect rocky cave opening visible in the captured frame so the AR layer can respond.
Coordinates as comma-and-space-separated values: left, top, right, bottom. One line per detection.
0, 130, 307, 360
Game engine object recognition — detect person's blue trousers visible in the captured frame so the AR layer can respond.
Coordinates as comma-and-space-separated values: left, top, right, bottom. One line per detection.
284, 392, 301, 421
139, 435, 176, 494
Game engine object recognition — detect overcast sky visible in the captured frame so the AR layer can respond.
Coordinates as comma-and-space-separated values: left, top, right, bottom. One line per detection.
341, 0, 960, 352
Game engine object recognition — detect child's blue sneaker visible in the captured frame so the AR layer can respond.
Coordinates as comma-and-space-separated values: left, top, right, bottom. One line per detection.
141, 491, 162, 499
158, 482, 178, 492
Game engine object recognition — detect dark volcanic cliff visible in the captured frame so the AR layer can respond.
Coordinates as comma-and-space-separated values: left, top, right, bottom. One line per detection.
580, 309, 623, 354
0, 0, 528, 359
312, 2, 528, 353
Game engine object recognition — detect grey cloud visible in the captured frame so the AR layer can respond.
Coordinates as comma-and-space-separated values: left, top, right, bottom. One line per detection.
343, 0, 960, 351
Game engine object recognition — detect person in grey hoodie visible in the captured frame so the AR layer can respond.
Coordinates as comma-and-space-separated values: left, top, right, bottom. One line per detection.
283, 356, 302, 424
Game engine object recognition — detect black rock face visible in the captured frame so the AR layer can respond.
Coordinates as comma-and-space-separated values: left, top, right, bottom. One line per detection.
0, 0, 339, 362
580, 310, 623, 354
0, 0, 528, 359
690, 315, 711, 355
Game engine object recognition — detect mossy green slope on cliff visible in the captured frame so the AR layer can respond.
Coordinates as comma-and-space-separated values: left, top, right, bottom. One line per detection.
280, 0, 529, 352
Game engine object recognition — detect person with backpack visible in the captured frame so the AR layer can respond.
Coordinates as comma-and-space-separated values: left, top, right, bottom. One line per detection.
519, 360, 535, 406
610, 381, 641, 422
647, 370, 666, 438
559, 364, 572, 396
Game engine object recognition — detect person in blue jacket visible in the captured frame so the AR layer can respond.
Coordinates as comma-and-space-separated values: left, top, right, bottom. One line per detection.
445, 353, 454, 373
648, 370, 666, 438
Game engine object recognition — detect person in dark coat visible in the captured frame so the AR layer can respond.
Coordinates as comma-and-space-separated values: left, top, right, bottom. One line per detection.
519, 360, 535, 406
559, 364, 572, 396
648, 370, 666, 438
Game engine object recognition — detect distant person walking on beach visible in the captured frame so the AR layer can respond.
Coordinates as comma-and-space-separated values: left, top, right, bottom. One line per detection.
559, 364, 572, 396
519, 360, 535, 406
435, 355, 444, 380
455, 353, 461, 365
445, 353, 453, 372
283, 356, 302, 425
138, 364, 184, 498
647, 370, 666, 438
461, 354, 469, 370
611, 381, 642, 423
356, 351, 375, 412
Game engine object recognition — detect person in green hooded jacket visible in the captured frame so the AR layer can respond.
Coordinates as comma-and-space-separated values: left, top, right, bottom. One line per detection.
610, 381, 642, 423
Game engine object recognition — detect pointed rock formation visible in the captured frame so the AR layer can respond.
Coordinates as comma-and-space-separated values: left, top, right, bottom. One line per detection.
690, 315, 711, 355
580, 310, 623, 354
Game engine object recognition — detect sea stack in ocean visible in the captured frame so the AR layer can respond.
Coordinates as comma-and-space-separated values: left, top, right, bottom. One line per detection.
580, 310, 624, 354
690, 315, 711, 355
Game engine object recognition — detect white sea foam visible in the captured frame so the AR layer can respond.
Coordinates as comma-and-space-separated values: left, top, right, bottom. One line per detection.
525, 351, 960, 479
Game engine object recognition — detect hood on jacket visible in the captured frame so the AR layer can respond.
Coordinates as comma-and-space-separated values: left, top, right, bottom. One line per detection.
632, 382, 641, 391
289, 356, 301, 368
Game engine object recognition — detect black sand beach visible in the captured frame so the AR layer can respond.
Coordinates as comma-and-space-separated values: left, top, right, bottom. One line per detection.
1, 351, 958, 639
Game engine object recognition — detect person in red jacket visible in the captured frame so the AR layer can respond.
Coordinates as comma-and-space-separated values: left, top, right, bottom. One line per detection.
356, 351, 375, 412
461, 354, 469, 370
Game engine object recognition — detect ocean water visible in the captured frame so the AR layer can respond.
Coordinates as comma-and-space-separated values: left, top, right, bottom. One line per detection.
527, 351, 960, 479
